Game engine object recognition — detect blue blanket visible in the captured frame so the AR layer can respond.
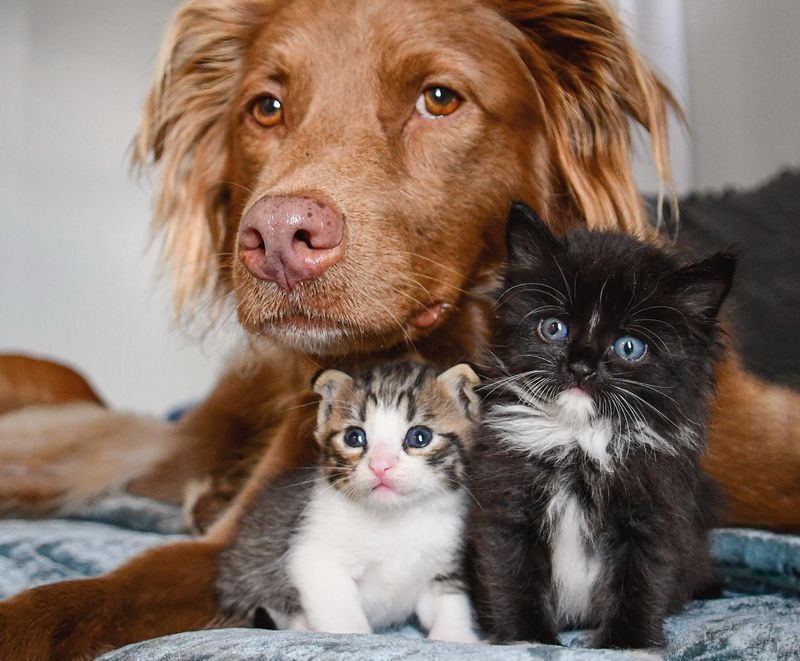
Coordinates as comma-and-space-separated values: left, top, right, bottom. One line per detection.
1, 496, 799, 660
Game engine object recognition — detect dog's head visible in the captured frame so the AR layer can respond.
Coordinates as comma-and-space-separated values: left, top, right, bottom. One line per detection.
135, 0, 675, 359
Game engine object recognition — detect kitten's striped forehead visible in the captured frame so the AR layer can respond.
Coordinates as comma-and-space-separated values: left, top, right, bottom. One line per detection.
349, 361, 442, 423
317, 361, 448, 439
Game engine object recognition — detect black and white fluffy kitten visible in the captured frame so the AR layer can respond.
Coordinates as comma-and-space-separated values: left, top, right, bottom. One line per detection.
468, 204, 735, 648
216, 361, 480, 642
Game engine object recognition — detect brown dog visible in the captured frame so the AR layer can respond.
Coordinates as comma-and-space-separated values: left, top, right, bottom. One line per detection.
1, 0, 798, 658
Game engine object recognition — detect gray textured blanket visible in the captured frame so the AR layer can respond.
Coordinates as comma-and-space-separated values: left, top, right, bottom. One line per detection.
1, 495, 799, 660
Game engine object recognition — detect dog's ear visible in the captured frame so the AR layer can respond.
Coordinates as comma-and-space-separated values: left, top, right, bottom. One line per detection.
133, 1, 270, 322
501, 0, 679, 238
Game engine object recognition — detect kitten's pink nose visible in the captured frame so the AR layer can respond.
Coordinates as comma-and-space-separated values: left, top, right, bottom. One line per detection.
369, 451, 397, 479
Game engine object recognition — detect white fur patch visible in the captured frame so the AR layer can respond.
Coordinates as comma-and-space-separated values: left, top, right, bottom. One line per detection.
286, 483, 470, 634
547, 488, 601, 625
363, 404, 409, 453
554, 388, 594, 423
487, 385, 682, 467
587, 306, 602, 334
487, 386, 614, 469
424, 591, 480, 643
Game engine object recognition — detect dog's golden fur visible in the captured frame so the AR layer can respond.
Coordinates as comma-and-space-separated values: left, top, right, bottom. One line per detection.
0, 0, 798, 657
0, 355, 103, 416
136, 0, 674, 328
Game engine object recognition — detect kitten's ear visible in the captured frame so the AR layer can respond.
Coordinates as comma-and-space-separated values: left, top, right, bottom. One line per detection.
311, 369, 353, 397
438, 363, 480, 419
505, 203, 561, 266
665, 252, 737, 318
311, 369, 353, 427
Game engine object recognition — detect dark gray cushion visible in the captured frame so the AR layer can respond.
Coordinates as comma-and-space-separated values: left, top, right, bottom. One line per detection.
653, 169, 800, 388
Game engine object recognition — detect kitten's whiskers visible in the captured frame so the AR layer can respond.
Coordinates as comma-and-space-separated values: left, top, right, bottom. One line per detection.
495, 281, 566, 307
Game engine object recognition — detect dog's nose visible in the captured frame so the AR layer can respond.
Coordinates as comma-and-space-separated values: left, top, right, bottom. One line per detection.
238, 195, 345, 291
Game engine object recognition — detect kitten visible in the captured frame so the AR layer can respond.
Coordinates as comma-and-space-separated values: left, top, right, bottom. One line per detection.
216, 360, 481, 643
468, 204, 735, 648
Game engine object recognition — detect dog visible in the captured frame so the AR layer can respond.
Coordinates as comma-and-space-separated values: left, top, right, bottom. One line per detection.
1, 0, 798, 657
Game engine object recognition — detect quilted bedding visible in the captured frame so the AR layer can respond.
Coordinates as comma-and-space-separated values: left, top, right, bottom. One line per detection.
1, 495, 799, 660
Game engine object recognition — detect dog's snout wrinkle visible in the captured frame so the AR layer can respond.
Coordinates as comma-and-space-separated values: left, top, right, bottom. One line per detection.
238, 195, 345, 291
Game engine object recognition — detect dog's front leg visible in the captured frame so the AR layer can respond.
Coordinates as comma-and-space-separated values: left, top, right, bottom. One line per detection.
0, 539, 221, 661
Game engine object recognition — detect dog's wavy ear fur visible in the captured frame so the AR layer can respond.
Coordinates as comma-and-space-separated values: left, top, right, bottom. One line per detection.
499, 0, 679, 237
136, 0, 676, 321
133, 1, 270, 322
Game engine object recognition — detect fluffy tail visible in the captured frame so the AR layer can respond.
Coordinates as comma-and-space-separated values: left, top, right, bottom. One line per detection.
705, 353, 800, 532
0, 402, 186, 516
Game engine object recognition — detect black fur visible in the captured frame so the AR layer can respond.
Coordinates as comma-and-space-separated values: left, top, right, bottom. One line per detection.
468, 204, 734, 648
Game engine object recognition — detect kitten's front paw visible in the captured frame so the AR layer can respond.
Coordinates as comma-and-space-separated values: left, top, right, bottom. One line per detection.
427, 624, 481, 644
487, 622, 559, 646
591, 625, 664, 650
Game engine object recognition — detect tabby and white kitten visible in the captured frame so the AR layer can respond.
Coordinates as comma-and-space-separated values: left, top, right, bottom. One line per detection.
469, 204, 735, 648
216, 361, 480, 642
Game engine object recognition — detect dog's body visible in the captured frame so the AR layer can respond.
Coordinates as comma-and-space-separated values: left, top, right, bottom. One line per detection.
1, 0, 799, 657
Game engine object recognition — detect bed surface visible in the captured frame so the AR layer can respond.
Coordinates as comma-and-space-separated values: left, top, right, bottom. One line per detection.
1, 494, 799, 660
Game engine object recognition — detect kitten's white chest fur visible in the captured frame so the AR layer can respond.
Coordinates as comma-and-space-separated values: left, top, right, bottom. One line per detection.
488, 388, 615, 468
286, 484, 468, 632
488, 389, 606, 624
546, 488, 601, 625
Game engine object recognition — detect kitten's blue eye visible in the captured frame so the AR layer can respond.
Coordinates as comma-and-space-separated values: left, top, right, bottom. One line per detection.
343, 427, 367, 448
404, 426, 433, 449
612, 336, 647, 361
538, 317, 569, 342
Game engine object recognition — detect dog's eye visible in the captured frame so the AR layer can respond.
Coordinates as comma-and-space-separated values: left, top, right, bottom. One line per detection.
416, 86, 461, 118
250, 95, 283, 128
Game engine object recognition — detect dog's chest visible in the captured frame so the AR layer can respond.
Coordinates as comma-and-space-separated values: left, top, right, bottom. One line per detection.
545, 487, 602, 626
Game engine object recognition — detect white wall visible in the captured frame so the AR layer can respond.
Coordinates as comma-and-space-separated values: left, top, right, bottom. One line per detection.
615, 0, 694, 195
0, 0, 234, 414
1, 1, 798, 412
684, 0, 800, 190
617, 0, 800, 194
